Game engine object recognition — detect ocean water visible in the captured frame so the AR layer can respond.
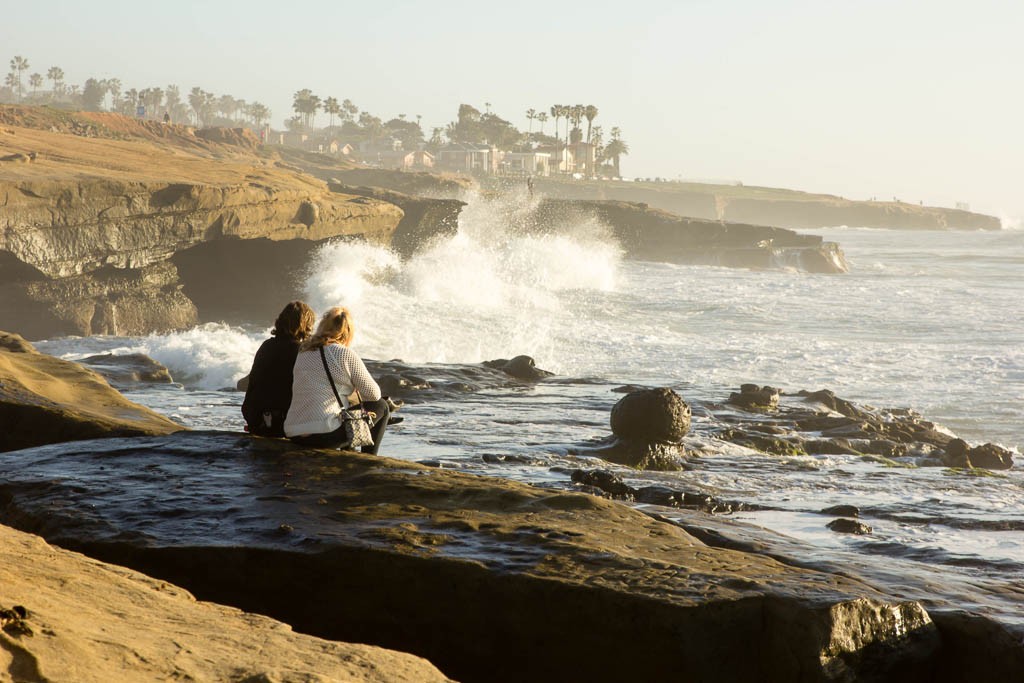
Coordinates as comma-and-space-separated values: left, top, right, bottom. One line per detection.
35, 194, 1024, 627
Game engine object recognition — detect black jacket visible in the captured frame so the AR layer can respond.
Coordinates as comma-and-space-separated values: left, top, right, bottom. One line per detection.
242, 335, 301, 436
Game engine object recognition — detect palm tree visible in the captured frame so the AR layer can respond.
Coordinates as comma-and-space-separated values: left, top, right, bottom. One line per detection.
189, 87, 205, 125
165, 85, 181, 119
537, 111, 548, 135
28, 73, 42, 97
341, 98, 358, 122
9, 56, 28, 100
46, 66, 64, 96
292, 89, 320, 128
525, 108, 536, 137
104, 78, 122, 111
323, 96, 340, 129
248, 102, 270, 128
584, 105, 598, 175
605, 127, 629, 178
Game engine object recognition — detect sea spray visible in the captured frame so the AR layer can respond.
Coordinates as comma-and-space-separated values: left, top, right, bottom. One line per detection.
142, 323, 261, 390
300, 191, 623, 368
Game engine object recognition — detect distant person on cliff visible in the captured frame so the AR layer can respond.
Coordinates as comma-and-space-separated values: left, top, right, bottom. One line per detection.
163, 111, 171, 125
242, 301, 316, 437
284, 306, 396, 454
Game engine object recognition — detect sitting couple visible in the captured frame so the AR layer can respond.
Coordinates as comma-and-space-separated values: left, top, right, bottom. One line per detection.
242, 301, 398, 453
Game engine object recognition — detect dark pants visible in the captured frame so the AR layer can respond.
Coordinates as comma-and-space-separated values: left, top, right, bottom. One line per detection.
290, 398, 390, 455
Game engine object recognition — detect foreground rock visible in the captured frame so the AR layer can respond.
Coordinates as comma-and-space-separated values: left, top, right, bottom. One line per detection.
0, 431, 959, 683
0, 332, 182, 452
0, 523, 453, 682
530, 199, 850, 273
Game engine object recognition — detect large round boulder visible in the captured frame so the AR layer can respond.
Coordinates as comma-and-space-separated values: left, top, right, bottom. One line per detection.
610, 387, 691, 443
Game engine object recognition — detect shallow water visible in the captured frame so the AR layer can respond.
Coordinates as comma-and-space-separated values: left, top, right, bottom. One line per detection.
35, 199, 1024, 627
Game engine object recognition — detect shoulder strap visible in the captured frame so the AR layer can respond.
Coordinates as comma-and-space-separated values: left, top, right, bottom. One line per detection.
320, 346, 364, 413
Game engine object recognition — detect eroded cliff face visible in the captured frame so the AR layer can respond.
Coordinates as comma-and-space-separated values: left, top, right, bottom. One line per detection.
532, 199, 850, 273
0, 111, 405, 338
528, 177, 1000, 231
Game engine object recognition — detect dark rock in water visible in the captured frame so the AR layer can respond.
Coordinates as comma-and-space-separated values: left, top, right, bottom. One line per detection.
821, 505, 860, 518
610, 387, 691, 443
570, 469, 633, 498
720, 429, 806, 456
235, 374, 249, 391
864, 440, 909, 458
79, 352, 173, 388
728, 384, 780, 410
611, 384, 649, 394
481, 355, 554, 381
378, 373, 431, 396
965, 443, 1015, 470
941, 438, 972, 468
805, 438, 860, 456
591, 440, 686, 471
798, 389, 867, 418
828, 518, 873, 535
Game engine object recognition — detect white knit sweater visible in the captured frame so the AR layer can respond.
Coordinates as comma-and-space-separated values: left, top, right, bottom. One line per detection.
284, 343, 382, 437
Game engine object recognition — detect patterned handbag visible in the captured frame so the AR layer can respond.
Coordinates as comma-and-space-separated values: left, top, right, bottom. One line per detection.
319, 347, 374, 448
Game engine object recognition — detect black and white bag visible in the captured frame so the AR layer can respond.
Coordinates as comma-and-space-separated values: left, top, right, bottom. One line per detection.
320, 347, 374, 448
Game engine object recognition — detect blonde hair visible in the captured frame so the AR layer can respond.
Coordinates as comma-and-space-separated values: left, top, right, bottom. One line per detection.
300, 306, 354, 351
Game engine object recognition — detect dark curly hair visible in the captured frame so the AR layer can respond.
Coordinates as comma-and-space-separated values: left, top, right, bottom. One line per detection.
272, 301, 316, 341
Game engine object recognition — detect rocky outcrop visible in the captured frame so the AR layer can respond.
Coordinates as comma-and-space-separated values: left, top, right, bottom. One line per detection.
714, 386, 1016, 470
531, 199, 850, 273
329, 183, 466, 258
719, 196, 1001, 231
586, 387, 692, 470
0, 109, 405, 338
0, 431, 957, 683
526, 177, 1000, 231
0, 523, 453, 682
326, 168, 475, 198
0, 331, 183, 452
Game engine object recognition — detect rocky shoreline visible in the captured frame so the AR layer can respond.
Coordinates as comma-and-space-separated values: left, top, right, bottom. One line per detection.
1, 335, 1022, 681
2, 106, 858, 339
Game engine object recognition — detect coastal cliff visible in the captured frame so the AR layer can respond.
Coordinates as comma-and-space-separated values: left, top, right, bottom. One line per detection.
525, 177, 1000, 231
532, 199, 850, 273
0, 108, 404, 338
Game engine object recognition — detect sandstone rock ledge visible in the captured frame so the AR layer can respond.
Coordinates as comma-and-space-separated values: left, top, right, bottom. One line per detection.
0, 523, 452, 683
0, 331, 182, 452
0, 109, 405, 338
0, 432, 962, 683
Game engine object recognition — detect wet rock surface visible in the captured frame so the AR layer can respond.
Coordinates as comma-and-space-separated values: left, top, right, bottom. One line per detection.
0, 431, 964, 683
712, 386, 1017, 471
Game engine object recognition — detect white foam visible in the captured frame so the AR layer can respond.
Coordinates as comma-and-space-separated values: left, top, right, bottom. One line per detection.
141, 323, 262, 390
298, 192, 623, 367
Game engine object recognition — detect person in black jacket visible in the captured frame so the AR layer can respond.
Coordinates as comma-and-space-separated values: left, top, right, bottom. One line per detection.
242, 301, 316, 436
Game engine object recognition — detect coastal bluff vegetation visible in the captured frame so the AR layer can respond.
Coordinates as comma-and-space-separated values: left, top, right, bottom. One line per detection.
4, 105, 859, 341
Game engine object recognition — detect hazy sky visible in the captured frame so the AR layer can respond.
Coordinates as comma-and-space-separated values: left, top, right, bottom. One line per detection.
4, 0, 1022, 217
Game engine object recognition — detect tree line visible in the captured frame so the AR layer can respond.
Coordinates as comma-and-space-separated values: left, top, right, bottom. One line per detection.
1, 54, 630, 176
292, 91, 629, 177
1, 55, 271, 128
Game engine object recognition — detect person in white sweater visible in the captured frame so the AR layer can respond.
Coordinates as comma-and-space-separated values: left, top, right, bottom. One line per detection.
284, 306, 391, 453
